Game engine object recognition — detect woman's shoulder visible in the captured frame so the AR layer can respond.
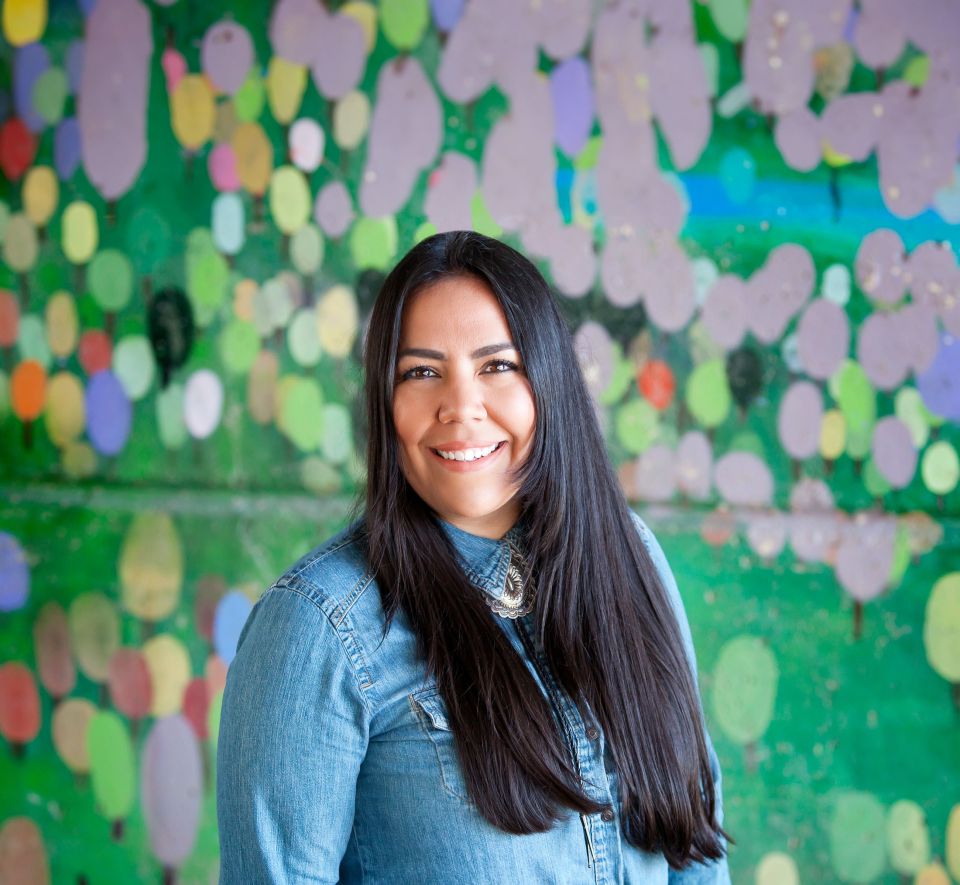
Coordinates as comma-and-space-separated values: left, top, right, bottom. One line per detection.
271, 516, 373, 614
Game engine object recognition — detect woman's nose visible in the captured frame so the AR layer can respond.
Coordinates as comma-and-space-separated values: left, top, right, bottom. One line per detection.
437, 376, 487, 424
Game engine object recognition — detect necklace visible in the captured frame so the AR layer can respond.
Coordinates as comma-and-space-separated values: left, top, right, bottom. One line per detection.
486, 541, 535, 619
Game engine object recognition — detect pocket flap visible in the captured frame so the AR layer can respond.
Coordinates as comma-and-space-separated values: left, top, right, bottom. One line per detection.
411, 689, 451, 731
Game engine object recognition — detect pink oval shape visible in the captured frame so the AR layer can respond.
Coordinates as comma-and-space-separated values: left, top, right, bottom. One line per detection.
714, 451, 774, 507
161, 48, 187, 92
33, 602, 76, 699
108, 647, 152, 720
778, 380, 823, 460
871, 415, 917, 489
796, 299, 849, 380
858, 312, 909, 390
856, 228, 907, 304
208, 143, 240, 192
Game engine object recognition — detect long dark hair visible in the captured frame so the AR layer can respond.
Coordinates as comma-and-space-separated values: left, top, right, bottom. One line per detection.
362, 231, 729, 868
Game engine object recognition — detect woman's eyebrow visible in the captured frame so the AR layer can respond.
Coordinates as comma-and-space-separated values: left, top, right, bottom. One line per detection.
397, 343, 515, 360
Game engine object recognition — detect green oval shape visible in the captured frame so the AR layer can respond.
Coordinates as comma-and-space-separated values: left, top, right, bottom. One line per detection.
32, 67, 69, 125
112, 335, 155, 401
711, 635, 778, 745
686, 359, 731, 429
87, 710, 136, 821
188, 252, 229, 328
599, 351, 634, 406
887, 799, 930, 875
829, 791, 887, 883
281, 377, 324, 452
837, 361, 875, 439
321, 402, 353, 465
156, 383, 188, 450
924, 572, 960, 682
615, 398, 660, 455
88, 249, 134, 313
234, 68, 266, 122
291, 224, 325, 276
219, 319, 261, 376
380, 0, 429, 50
349, 216, 398, 271
18, 314, 52, 368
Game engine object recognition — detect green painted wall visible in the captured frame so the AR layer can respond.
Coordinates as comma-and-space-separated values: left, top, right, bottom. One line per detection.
1, 0, 959, 881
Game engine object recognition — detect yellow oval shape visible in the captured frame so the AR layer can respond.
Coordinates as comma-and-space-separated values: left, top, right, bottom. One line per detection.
142, 634, 191, 717
232, 122, 273, 196
317, 284, 358, 359
44, 370, 85, 447
52, 697, 97, 773
3, 0, 47, 46
23, 166, 58, 227
45, 290, 78, 358
119, 511, 184, 622
266, 57, 307, 126
924, 572, 960, 682
62, 201, 98, 264
268, 165, 311, 235
946, 804, 960, 882
171, 74, 216, 150
819, 408, 846, 461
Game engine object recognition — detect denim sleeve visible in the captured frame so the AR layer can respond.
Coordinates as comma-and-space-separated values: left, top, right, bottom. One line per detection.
630, 511, 731, 885
216, 584, 370, 884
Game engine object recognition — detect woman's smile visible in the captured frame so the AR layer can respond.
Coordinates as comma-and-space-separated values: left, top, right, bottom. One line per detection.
428, 440, 508, 470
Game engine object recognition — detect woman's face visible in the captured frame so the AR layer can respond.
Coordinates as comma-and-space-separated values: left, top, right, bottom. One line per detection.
392, 275, 536, 540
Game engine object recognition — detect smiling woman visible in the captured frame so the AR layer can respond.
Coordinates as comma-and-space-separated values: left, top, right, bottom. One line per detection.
216, 231, 732, 884
392, 274, 536, 538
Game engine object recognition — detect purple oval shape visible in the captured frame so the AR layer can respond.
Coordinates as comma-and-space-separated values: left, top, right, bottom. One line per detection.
14, 43, 50, 134
917, 335, 960, 421
202, 21, 254, 95
0, 533, 29, 613
871, 416, 917, 489
714, 451, 774, 507
213, 591, 253, 666
430, 0, 466, 32
55, 116, 82, 180
141, 715, 203, 866
550, 56, 593, 157
85, 371, 132, 457
66, 40, 85, 95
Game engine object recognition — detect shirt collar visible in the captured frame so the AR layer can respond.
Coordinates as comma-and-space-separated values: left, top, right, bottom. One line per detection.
438, 517, 526, 602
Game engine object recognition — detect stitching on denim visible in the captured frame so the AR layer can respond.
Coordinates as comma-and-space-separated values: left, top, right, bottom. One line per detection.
265, 582, 377, 713
408, 693, 472, 805
330, 570, 374, 626
350, 823, 368, 885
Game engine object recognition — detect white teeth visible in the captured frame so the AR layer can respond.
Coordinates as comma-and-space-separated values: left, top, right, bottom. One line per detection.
436, 442, 500, 462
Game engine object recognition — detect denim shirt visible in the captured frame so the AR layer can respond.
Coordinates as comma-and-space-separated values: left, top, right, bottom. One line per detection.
216, 510, 730, 884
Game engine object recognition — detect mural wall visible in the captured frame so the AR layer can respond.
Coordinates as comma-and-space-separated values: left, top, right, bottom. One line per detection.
1, 0, 959, 881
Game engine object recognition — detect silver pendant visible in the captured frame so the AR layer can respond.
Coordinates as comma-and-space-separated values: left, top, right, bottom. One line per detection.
486, 542, 535, 619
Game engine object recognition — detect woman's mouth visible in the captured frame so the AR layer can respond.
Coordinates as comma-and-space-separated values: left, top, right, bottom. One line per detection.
429, 441, 507, 467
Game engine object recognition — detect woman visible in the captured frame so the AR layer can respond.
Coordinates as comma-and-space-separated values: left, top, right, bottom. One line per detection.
217, 231, 731, 883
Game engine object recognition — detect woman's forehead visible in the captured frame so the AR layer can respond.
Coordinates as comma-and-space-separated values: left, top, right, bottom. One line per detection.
398, 276, 514, 349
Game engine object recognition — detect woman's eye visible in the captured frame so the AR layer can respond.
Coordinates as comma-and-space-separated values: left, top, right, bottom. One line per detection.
400, 365, 438, 380
484, 359, 519, 374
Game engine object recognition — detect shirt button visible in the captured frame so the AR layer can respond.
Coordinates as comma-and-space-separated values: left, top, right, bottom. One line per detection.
586, 725, 600, 741
600, 806, 615, 822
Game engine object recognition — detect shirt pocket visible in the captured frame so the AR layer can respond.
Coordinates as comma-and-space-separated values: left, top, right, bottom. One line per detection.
409, 687, 471, 804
